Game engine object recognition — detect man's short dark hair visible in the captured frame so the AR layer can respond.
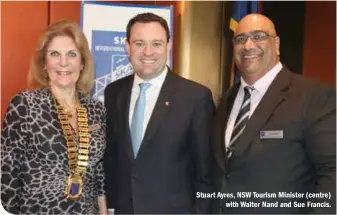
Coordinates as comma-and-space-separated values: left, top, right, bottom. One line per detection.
126, 12, 170, 42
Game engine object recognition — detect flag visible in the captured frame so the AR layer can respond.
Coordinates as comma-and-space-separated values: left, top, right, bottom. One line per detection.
229, 1, 259, 86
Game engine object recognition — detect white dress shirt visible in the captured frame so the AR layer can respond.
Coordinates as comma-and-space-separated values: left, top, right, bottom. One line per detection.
129, 67, 168, 141
225, 62, 283, 147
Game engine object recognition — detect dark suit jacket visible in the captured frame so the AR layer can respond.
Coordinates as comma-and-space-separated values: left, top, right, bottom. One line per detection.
212, 67, 336, 214
104, 69, 215, 214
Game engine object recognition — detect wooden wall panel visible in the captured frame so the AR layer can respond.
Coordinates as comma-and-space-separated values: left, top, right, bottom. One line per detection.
302, 1, 336, 87
1, 1, 48, 120
49, 1, 81, 24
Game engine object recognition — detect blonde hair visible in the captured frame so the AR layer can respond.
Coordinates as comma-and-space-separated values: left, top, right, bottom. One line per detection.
27, 19, 94, 96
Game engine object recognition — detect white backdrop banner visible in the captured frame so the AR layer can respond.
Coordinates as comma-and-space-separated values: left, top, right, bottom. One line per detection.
81, 2, 173, 102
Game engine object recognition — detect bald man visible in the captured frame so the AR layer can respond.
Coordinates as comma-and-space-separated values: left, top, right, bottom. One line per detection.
211, 14, 335, 214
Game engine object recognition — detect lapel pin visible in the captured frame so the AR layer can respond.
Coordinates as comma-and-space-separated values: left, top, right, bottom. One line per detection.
165, 101, 170, 106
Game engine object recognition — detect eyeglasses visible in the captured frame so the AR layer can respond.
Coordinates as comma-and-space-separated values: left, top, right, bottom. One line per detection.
233, 30, 276, 45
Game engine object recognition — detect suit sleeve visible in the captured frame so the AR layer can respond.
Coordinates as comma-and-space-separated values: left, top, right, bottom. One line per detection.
103, 87, 118, 209
1, 94, 28, 214
190, 88, 215, 214
304, 84, 336, 214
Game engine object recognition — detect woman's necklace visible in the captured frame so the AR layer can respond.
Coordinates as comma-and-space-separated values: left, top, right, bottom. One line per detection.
52, 94, 90, 200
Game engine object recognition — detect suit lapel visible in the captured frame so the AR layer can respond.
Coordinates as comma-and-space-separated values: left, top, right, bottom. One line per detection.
230, 69, 292, 163
138, 71, 177, 154
213, 85, 239, 172
118, 75, 134, 160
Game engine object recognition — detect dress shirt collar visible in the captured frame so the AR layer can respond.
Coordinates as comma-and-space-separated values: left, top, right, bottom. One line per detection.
240, 61, 283, 94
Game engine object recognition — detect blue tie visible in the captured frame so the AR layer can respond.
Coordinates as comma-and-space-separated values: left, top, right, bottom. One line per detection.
131, 83, 151, 157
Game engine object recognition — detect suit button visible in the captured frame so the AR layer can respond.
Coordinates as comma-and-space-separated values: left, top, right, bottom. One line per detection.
225, 174, 230, 179
131, 175, 138, 182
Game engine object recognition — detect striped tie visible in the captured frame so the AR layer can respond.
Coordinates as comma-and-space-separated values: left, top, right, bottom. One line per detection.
227, 86, 252, 158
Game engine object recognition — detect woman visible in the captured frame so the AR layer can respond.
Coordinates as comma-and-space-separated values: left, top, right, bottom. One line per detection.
1, 19, 107, 214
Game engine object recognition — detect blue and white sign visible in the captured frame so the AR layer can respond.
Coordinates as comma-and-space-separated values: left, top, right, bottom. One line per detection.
91, 30, 132, 101
81, 2, 173, 102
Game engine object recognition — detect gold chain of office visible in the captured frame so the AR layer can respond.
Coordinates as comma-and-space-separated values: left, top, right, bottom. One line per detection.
52, 95, 90, 200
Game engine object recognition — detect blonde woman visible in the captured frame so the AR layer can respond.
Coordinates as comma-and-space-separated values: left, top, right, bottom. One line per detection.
1, 20, 107, 214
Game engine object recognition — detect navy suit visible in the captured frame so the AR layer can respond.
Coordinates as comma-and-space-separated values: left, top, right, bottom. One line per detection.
104, 69, 215, 214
